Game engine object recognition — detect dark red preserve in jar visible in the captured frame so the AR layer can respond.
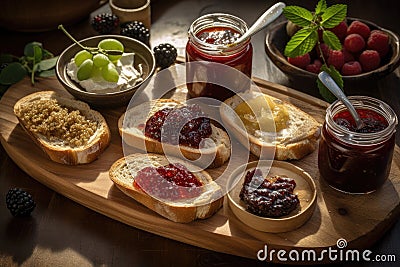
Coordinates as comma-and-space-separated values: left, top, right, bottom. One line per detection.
186, 13, 253, 101
318, 96, 398, 193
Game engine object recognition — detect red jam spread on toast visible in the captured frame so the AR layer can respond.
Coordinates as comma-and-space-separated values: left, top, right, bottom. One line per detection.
144, 104, 212, 148
134, 163, 203, 201
239, 168, 299, 218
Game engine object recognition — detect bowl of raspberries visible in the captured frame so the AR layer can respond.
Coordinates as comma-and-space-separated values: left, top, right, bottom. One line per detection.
265, 18, 400, 87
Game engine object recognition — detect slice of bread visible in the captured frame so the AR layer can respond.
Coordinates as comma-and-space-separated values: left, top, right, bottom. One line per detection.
14, 91, 111, 165
221, 91, 321, 160
109, 153, 224, 223
118, 99, 231, 168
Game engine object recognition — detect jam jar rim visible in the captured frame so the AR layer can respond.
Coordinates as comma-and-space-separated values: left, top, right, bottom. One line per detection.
325, 95, 398, 145
188, 12, 250, 55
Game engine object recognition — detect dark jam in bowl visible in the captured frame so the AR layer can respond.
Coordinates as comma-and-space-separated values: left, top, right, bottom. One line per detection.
186, 14, 253, 101
333, 109, 388, 133
318, 104, 396, 194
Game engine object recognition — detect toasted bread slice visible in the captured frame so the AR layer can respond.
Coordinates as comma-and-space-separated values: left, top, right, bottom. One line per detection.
118, 99, 231, 168
221, 91, 321, 160
14, 91, 110, 165
109, 153, 224, 223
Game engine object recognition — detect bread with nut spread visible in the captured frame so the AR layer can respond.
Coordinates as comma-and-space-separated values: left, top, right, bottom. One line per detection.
109, 153, 224, 223
220, 90, 321, 160
118, 99, 231, 168
13, 91, 111, 165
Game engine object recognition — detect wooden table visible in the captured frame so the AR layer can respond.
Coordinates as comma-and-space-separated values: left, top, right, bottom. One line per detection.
1, 1, 399, 266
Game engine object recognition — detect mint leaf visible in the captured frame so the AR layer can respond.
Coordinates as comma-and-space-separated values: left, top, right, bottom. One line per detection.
321, 4, 347, 28
0, 62, 27, 85
322, 30, 342, 50
315, 0, 327, 15
38, 56, 59, 71
283, 6, 313, 27
284, 28, 318, 57
317, 65, 344, 103
24, 42, 43, 58
38, 69, 56, 77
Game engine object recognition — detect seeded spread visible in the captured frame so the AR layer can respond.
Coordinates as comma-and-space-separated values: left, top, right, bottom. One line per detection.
18, 99, 97, 147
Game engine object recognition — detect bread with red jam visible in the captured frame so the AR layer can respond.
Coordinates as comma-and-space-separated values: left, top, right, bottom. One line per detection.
118, 99, 231, 168
109, 153, 224, 223
220, 90, 321, 160
13, 91, 110, 165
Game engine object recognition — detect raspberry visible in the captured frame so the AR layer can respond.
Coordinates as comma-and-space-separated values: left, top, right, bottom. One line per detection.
316, 43, 330, 60
6, 188, 36, 217
91, 13, 119, 34
327, 50, 345, 71
287, 53, 311, 69
341, 61, 362, 76
329, 20, 348, 41
347, 20, 371, 39
344, 34, 365, 53
342, 47, 355, 62
305, 59, 322, 74
120, 21, 150, 46
367, 30, 390, 57
153, 43, 178, 69
359, 50, 381, 72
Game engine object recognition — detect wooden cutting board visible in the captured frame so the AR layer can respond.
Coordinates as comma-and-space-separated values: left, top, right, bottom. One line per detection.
1, 76, 399, 263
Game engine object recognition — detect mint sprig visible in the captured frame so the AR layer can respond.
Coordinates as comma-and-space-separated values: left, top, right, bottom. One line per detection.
283, 0, 348, 102
0, 42, 59, 97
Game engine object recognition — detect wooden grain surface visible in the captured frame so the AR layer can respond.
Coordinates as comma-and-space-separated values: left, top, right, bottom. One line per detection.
0, 76, 400, 262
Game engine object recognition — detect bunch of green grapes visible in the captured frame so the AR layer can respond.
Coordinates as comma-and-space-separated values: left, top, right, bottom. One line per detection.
74, 39, 124, 82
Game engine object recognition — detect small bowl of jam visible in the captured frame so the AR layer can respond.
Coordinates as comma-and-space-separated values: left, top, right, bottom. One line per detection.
318, 96, 398, 194
227, 160, 317, 233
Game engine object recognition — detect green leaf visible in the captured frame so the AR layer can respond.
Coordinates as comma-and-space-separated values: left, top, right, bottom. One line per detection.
0, 62, 27, 85
317, 65, 344, 103
33, 45, 43, 64
24, 42, 43, 57
321, 4, 347, 28
0, 54, 14, 64
38, 69, 56, 77
38, 56, 59, 71
315, 0, 327, 15
283, 6, 313, 27
284, 28, 318, 57
322, 30, 342, 51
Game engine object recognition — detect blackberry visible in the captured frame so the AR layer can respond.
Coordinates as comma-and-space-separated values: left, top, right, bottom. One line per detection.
6, 188, 36, 217
153, 43, 177, 69
120, 21, 150, 46
91, 13, 119, 34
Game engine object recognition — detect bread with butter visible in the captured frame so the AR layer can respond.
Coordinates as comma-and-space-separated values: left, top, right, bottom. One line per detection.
220, 91, 321, 160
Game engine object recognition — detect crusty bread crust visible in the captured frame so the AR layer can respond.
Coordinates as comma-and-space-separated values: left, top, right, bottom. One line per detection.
109, 153, 224, 223
221, 91, 321, 160
118, 99, 231, 168
14, 91, 111, 165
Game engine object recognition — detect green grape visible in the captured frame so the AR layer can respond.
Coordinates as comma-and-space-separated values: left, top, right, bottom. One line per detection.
74, 50, 92, 67
91, 65, 102, 78
98, 39, 124, 62
93, 53, 110, 67
77, 59, 94, 81
101, 62, 119, 82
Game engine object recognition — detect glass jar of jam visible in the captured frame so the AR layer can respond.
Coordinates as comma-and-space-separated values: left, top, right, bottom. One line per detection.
186, 13, 253, 101
318, 96, 398, 194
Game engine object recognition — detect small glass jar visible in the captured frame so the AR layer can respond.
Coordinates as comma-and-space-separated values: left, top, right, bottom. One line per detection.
318, 96, 398, 194
186, 13, 253, 101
